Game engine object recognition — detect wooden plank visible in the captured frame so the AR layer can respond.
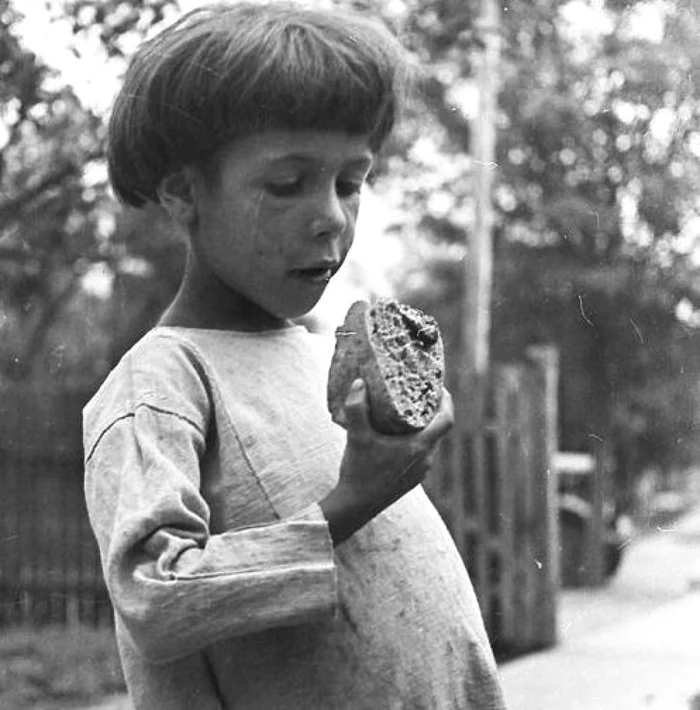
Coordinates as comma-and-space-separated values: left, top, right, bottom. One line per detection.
524, 345, 560, 647
509, 365, 539, 648
491, 366, 519, 644
584, 442, 608, 586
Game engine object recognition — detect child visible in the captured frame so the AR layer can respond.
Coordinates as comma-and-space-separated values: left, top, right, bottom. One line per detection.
83, 2, 508, 708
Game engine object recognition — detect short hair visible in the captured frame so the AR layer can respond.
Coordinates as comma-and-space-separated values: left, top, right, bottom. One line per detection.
108, 1, 413, 207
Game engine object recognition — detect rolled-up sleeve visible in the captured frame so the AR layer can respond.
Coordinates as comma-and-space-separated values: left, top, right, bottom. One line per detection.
84, 347, 337, 665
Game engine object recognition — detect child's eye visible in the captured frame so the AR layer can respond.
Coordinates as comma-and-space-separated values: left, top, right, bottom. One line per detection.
265, 178, 303, 197
336, 179, 364, 198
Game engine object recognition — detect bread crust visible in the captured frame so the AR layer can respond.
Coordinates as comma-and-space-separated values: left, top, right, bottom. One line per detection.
327, 299, 444, 434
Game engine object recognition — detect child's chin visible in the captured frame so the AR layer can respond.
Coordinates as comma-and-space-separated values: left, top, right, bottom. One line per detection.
276, 294, 328, 321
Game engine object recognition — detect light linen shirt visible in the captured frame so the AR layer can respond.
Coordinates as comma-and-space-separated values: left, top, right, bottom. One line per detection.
83, 325, 507, 709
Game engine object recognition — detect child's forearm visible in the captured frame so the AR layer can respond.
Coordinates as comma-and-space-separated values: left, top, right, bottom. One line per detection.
107, 519, 337, 663
323, 381, 454, 546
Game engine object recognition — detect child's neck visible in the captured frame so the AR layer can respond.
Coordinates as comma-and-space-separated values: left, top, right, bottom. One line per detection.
159, 256, 293, 333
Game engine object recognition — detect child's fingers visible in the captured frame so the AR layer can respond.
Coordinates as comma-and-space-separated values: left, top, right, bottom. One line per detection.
423, 388, 454, 440
343, 378, 370, 432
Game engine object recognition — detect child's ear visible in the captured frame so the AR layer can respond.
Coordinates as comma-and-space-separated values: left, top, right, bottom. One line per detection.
157, 167, 199, 227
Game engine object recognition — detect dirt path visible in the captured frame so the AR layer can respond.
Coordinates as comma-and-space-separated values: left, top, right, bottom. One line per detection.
500, 502, 700, 709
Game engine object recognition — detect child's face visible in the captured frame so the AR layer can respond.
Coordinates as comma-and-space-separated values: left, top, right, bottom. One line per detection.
187, 129, 374, 328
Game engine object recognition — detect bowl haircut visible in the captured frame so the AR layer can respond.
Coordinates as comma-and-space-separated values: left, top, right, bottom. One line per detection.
108, 1, 413, 207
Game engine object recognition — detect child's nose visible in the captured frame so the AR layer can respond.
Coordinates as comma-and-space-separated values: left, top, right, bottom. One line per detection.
311, 187, 348, 238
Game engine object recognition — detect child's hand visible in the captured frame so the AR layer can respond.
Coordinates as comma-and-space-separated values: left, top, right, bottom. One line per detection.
320, 379, 453, 544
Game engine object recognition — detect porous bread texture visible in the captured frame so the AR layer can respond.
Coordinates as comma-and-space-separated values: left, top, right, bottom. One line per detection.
327, 299, 444, 435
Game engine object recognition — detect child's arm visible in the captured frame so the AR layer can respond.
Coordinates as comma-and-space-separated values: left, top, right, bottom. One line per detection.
85, 404, 336, 664
320, 379, 454, 544
84, 347, 336, 665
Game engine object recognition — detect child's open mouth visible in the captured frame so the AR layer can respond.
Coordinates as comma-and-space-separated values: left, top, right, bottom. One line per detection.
292, 266, 337, 283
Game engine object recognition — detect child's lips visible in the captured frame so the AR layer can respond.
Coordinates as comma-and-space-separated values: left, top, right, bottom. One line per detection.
291, 263, 339, 283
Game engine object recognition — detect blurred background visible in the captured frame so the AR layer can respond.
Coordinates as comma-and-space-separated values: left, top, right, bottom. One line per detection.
1, 0, 700, 708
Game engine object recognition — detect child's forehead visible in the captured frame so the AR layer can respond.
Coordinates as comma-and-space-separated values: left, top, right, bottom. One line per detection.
222, 129, 375, 167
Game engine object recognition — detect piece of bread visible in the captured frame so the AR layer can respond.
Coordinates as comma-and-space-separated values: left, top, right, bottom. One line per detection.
327, 299, 444, 434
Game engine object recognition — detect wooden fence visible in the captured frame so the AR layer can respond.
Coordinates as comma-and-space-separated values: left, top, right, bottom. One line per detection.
0, 381, 110, 627
425, 345, 561, 656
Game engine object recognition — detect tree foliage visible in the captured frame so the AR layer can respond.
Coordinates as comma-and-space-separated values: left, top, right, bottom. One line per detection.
0, 0, 105, 379
388, 0, 700, 488
0, 0, 179, 381
2, 0, 700, 489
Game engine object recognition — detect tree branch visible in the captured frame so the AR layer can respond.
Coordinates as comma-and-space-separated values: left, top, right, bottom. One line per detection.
0, 148, 104, 228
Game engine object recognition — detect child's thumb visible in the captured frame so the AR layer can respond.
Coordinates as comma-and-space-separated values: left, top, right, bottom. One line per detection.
343, 378, 369, 431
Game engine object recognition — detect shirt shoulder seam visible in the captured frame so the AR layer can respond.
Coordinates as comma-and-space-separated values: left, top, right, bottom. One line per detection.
85, 402, 207, 463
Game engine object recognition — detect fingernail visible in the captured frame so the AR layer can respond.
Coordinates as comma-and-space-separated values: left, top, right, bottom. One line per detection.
351, 378, 364, 392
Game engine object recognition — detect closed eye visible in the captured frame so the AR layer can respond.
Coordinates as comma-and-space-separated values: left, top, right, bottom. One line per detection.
264, 178, 303, 197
